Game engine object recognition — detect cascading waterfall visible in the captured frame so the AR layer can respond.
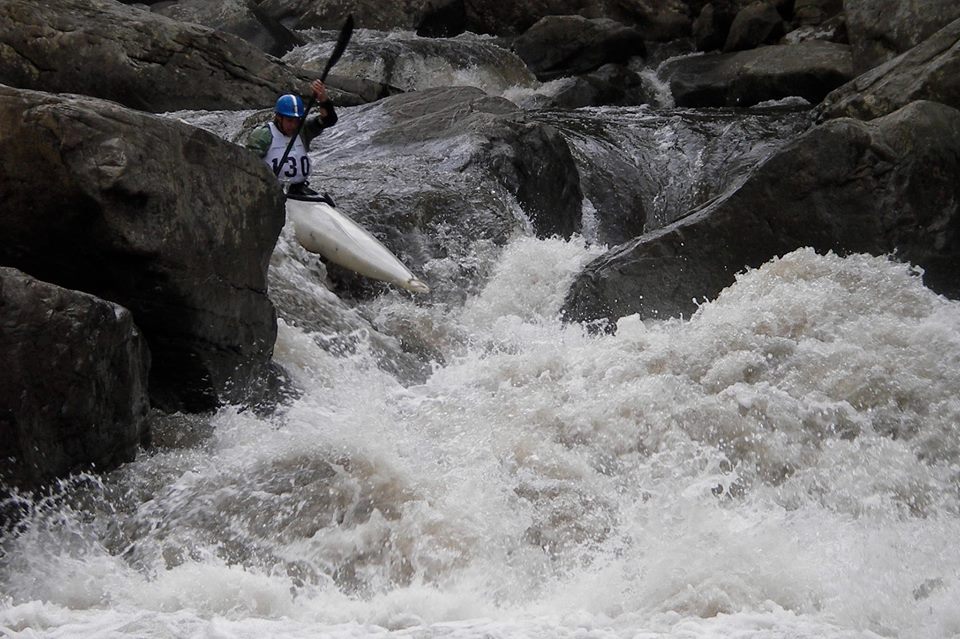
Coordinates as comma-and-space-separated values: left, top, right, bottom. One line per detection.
3, 53, 960, 639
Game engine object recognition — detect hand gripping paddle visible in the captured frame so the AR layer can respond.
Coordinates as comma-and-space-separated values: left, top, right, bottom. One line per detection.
273, 14, 355, 178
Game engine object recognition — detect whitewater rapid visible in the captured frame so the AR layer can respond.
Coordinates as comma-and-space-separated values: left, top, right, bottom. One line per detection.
3, 235, 960, 638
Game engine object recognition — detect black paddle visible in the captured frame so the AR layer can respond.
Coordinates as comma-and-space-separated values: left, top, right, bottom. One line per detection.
273, 14, 355, 178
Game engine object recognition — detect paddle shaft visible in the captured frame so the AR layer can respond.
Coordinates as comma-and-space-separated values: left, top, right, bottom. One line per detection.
273, 14, 354, 178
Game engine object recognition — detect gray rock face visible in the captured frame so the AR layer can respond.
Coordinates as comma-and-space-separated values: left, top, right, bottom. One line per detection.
512, 16, 647, 81
258, 0, 689, 38
661, 40, 853, 107
724, 1, 785, 52
792, 0, 843, 26
782, 15, 847, 46
417, 0, 468, 37
0, 0, 308, 112
257, 0, 431, 31
274, 86, 582, 303
844, 0, 960, 73
818, 17, 960, 122
539, 64, 656, 109
151, 0, 304, 57
562, 101, 960, 324
535, 107, 811, 245
464, 0, 691, 38
693, 2, 737, 51
284, 29, 536, 97
0, 85, 284, 412
0, 268, 150, 491
334, 87, 582, 240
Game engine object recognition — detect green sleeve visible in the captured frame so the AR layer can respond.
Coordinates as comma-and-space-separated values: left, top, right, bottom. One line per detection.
245, 124, 273, 158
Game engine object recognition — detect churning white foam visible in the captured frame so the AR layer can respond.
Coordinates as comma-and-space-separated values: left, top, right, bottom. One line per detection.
3, 242, 960, 638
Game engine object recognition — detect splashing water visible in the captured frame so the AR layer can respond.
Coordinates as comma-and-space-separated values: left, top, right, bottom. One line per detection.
3, 239, 960, 638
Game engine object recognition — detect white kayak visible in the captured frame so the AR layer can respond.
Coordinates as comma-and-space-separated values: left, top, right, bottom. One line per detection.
285, 194, 430, 294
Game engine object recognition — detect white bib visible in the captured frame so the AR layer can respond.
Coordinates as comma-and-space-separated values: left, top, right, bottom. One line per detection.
263, 122, 310, 184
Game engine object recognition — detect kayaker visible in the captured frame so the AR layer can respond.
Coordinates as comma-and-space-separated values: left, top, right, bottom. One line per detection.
245, 79, 338, 195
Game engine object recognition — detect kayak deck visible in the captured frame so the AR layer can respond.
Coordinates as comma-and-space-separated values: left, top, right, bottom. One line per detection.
285, 194, 430, 294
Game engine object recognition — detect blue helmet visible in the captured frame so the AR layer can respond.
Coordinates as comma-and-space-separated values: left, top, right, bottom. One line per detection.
275, 94, 305, 117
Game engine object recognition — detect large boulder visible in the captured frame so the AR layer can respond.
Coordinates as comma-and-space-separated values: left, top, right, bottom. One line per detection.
627, 0, 693, 42
562, 100, 960, 324
0, 85, 284, 411
512, 16, 647, 81
695, 0, 839, 50
0, 0, 308, 112
317, 87, 582, 238
259, 86, 582, 303
257, 0, 434, 31
781, 14, 847, 46
693, 1, 738, 51
150, 0, 304, 58
0, 268, 150, 492
416, 0, 468, 37
844, 0, 960, 73
535, 64, 658, 109
463, 0, 562, 35
463, 0, 691, 38
257, 0, 690, 38
792, 0, 843, 26
723, 1, 786, 52
284, 29, 536, 96
538, 106, 811, 244
661, 40, 853, 107
818, 16, 960, 122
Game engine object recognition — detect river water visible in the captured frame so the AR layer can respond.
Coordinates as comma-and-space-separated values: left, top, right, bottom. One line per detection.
3, 45, 960, 639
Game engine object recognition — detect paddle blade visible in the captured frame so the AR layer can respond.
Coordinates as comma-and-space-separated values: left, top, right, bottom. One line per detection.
320, 14, 354, 81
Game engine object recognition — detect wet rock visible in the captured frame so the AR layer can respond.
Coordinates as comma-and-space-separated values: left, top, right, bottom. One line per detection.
251, 0, 313, 28
513, 16, 647, 81
724, 1, 786, 52
0, 268, 150, 492
644, 37, 700, 67
661, 40, 853, 107
463, 0, 569, 36
693, 1, 738, 51
268, 86, 582, 302
782, 14, 847, 46
0, 0, 308, 112
537, 64, 657, 109
417, 0, 468, 37
245, 0, 692, 38
258, 0, 433, 31
284, 29, 536, 96
792, 0, 843, 27
346, 87, 581, 237
0, 85, 284, 412
151, 0, 305, 57
845, 0, 960, 73
537, 107, 811, 245
630, 2, 692, 42
696, 0, 819, 50
818, 17, 960, 122
562, 101, 960, 324
322, 74, 405, 105
462, 0, 690, 38
255, 0, 691, 39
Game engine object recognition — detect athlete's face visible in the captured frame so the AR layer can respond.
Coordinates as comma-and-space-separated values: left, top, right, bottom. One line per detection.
277, 115, 300, 136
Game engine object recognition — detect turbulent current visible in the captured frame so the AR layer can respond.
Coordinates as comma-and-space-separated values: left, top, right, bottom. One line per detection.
3, 59, 960, 639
